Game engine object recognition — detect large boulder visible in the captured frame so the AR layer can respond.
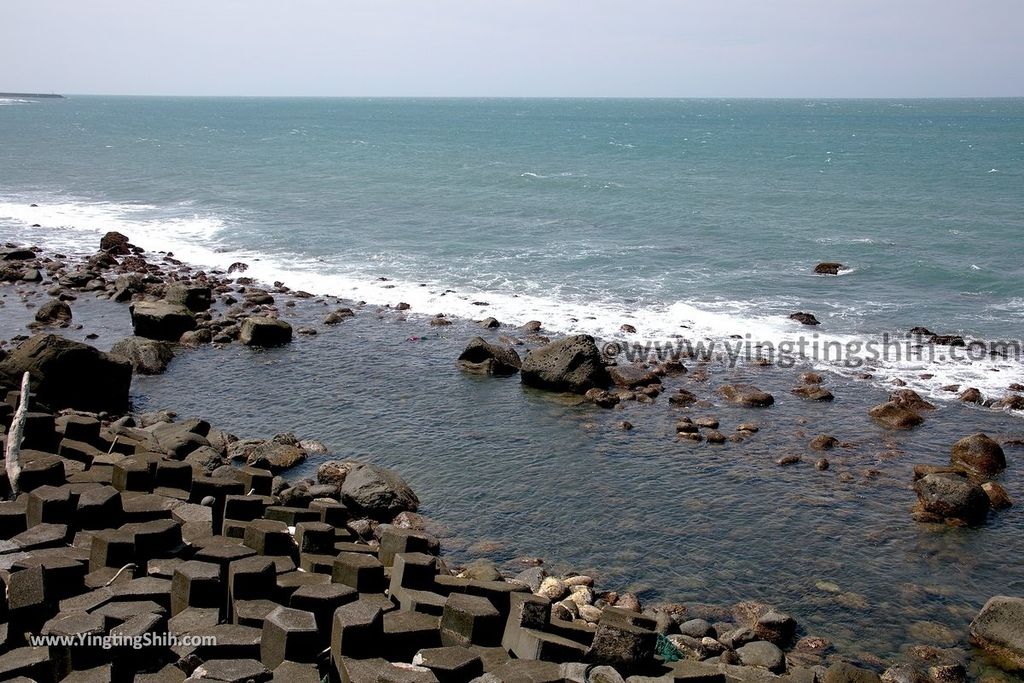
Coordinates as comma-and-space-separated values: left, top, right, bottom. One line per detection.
719, 384, 774, 407
869, 401, 924, 429
100, 231, 132, 254
951, 433, 1006, 477
913, 472, 990, 525
824, 663, 881, 683
240, 317, 292, 347
129, 300, 196, 341
608, 365, 661, 389
340, 462, 419, 520
520, 335, 609, 393
34, 299, 72, 325
0, 334, 131, 413
109, 336, 175, 375
165, 283, 212, 312
457, 337, 522, 375
246, 440, 307, 474
970, 596, 1024, 671
814, 263, 845, 275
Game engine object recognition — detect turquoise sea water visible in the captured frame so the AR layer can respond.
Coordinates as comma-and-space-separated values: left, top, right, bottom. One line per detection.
3, 97, 1024, 665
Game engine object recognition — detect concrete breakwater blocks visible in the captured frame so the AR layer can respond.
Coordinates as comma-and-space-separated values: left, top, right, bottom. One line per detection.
0, 404, 890, 683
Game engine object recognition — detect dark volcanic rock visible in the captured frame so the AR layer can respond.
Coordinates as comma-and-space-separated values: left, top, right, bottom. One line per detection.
0, 334, 131, 413
814, 263, 845, 275
129, 300, 196, 341
240, 317, 293, 347
109, 336, 175, 375
970, 596, 1024, 671
868, 401, 923, 429
34, 299, 73, 325
165, 283, 212, 312
457, 337, 522, 375
246, 441, 307, 474
719, 384, 774, 407
950, 433, 1006, 477
100, 231, 132, 255
340, 462, 419, 520
913, 472, 990, 525
792, 385, 834, 401
789, 312, 820, 326
608, 364, 661, 389
520, 335, 609, 393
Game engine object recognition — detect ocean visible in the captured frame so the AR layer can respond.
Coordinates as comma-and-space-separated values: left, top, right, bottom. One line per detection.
3, 96, 1024, 662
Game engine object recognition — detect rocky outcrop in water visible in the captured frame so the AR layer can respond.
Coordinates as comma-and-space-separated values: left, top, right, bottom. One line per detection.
130, 300, 197, 341
109, 336, 175, 375
520, 335, 608, 393
240, 316, 293, 347
719, 384, 775, 407
950, 433, 1005, 476
457, 337, 522, 375
814, 262, 845, 275
913, 472, 990, 524
0, 333, 130, 413
970, 596, 1024, 671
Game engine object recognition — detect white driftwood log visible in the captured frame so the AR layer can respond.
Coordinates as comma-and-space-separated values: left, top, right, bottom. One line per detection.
4, 372, 30, 497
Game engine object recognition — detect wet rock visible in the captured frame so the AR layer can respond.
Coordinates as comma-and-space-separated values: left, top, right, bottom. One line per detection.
735, 641, 785, 673
669, 389, 698, 407
165, 283, 212, 312
815, 458, 830, 471
753, 610, 796, 646
538, 577, 568, 601
792, 385, 834, 401
993, 394, 1024, 410
100, 231, 132, 254
584, 388, 620, 409
457, 337, 522, 375
913, 472, 990, 525
982, 481, 1013, 509
33, 299, 72, 325
340, 462, 419, 520
240, 317, 292, 347
324, 308, 354, 325
520, 335, 608, 393
620, 324, 637, 334
868, 401, 924, 429
130, 300, 197, 341
890, 389, 936, 412
679, 619, 714, 638
801, 372, 823, 384
825, 663, 882, 683
810, 435, 839, 451
608, 364, 661, 389
317, 460, 356, 488
777, 455, 801, 466
789, 312, 820, 326
881, 665, 926, 683
109, 336, 175, 375
959, 388, 983, 404
246, 441, 307, 474
479, 317, 500, 329
970, 596, 1024, 671
719, 384, 774, 407
0, 333, 131, 413
950, 433, 1006, 476
814, 263, 845, 275
706, 430, 726, 444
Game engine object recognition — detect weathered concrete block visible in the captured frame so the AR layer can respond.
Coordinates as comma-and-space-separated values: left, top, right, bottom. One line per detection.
233, 598, 281, 628
233, 466, 274, 495
171, 560, 223, 616
40, 610, 107, 677
155, 459, 193, 490
121, 518, 183, 563
243, 519, 294, 557
378, 525, 441, 567
75, 485, 122, 530
332, 552, 385, 593
294, 521, 334, 554
310, 498, 349, 527
390, 552, 438, 592
288, 582, 357, 645
264, 505, 320, 526
26, 484, 75, 527
331, 599, 385, 663
112, 456, 154, 492
413, 646, 484, 683
261, 605, 319, 668
223, 494, 266, 523
587, 608, 657, 668
440, 593, 502, 647
88, 529, 136, 572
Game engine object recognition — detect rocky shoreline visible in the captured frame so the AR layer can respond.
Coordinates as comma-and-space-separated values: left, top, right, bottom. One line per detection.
0, 232, 1023, 682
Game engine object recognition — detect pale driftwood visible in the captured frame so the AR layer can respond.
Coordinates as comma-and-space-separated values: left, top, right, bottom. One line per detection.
4, 372, 30, 497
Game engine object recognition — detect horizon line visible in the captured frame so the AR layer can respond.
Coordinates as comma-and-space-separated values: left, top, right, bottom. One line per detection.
20, 93, 1024, 100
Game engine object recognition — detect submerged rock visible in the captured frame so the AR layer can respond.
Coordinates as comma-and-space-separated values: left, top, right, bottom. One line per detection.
970, 596, 1024, 671
520, 335, 608, 393
792, 385, 834, 401
607, 364, 660, 389
719, 384, 775, 407
457, 337, 522, 375
913, 472, 990, 525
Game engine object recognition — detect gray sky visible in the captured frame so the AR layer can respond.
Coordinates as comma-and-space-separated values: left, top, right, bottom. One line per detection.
3, 0, 1022, 97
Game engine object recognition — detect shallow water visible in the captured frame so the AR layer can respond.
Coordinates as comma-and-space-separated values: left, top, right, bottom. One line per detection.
5, 283, 1020, 664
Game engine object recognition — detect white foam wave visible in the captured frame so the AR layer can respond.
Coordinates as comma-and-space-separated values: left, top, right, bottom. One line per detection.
3, 194, 1023, 410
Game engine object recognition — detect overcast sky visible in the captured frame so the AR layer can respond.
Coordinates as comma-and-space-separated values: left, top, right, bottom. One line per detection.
3, 0, 1022, 97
